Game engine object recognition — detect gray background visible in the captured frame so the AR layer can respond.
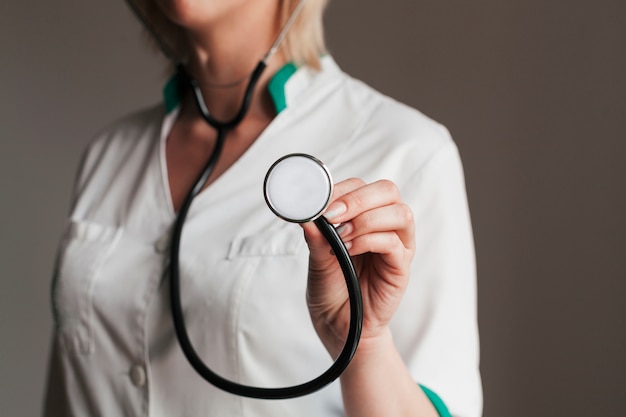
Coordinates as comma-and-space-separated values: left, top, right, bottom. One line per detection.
1, 0, 625, 416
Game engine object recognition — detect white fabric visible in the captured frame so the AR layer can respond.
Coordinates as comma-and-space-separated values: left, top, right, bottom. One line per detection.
44, 57, 482, 417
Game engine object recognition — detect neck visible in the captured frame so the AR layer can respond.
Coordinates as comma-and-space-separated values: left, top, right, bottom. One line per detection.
181, 2, 285, 122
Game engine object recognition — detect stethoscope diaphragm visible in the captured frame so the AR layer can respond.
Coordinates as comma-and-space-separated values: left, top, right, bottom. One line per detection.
264, 154, 333, 223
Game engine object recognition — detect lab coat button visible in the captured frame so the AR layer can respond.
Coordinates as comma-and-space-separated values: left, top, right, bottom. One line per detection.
130, 364, 146, 387
154, 235, 170, 253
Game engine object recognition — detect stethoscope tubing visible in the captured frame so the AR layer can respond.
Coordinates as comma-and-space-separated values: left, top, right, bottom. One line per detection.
170, 204, 363, 398
166, 62, 363, 398
180, 61, 267, 131
125, 0, 363, 400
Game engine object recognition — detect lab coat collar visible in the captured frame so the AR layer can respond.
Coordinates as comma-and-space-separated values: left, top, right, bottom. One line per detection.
162, 56, 339, 115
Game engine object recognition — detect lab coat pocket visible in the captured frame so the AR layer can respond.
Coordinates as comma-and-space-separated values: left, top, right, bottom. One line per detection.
51, 220, 122, 355
227, 222, 305, 259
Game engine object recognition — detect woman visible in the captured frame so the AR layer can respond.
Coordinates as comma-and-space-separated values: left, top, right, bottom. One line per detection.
44, 0, 482, 416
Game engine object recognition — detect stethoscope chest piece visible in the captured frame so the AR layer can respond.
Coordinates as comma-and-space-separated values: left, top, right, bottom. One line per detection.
264, 154, 333, 223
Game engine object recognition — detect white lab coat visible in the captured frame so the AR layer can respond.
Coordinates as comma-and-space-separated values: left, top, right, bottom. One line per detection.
44, 57, 482, 417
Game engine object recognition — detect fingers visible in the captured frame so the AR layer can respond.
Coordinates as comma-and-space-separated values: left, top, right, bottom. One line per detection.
301, 177, 366, 251
326, 177, 367, 214
324, 179, 415, 252
325, 179, 399, 222
336, 203, 415, 252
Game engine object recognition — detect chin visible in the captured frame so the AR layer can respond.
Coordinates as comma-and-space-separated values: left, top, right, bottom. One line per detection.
155, 0, 244, 28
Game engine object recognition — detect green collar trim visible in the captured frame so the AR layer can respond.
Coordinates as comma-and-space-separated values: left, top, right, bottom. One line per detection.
162, 62, 298, 115
163, 71, 184, 113
267, 62, 298, 114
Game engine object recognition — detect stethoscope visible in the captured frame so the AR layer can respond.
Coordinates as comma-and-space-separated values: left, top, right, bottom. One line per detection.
126, 0, 363, 399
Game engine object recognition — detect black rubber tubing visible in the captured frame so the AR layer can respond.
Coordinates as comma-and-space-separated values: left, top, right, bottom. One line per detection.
166, 63, 363, 398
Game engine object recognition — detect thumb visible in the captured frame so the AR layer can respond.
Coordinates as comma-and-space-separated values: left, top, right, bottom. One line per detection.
301, 221, 336, 268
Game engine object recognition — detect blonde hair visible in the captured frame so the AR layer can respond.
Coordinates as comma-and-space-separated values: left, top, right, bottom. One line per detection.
128, 0, 328, 69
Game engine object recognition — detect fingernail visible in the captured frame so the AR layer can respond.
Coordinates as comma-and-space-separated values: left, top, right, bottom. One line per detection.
324, 202, 347, 220
330, 240, 352, 256
335, 222, 352, 237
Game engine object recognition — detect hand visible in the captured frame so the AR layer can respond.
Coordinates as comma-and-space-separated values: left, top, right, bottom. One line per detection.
301, 178, 416, 357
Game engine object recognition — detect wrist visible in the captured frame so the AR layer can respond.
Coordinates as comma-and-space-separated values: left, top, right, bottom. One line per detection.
318, 322, 394, 361
344, 327, 395, 371
338, 327, 436, 417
